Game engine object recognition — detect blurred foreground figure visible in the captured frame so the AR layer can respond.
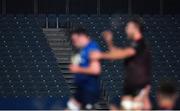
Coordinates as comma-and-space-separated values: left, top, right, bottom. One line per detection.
156, 80, 179, 110
109, 85, 151, 110
68, 28, 101, 110
91, 18, 152, 110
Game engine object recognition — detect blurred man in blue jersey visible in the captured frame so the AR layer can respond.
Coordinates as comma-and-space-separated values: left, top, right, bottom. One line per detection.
67, 28, 101, 110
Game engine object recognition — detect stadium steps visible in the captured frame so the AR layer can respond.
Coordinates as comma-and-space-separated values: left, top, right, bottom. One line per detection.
43, 28, 75, 94
43, 28, 108, 109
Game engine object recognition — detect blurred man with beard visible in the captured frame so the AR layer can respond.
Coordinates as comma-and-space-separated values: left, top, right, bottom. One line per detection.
91, 18, 152, 110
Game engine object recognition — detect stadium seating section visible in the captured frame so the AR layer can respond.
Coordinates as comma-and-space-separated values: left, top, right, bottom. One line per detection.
0, 14, 180, 109
0, 15, 70, 109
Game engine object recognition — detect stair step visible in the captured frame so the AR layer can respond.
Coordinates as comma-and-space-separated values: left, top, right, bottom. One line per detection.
43, 28, 66, 31
44, 29, 65, 32
49, 44, 70, 47
69, 85, 77, 89
59, 65, 69, 68
55, 53, 72, 56
58, 61, 70, 64
51, 47, 72, 51
46, 36, 69, 39
63, 75, 74, 79
50, 45, 71, 47
56, 56, 70, 59
45, 33, 66, 36
56, 58, 70, 61
61, 70, 71, 74
64, 79, 74, 84
50, 47, 72, 50
51, 47, 70, 50
48, 41, 68, 44
44, 31, 66, 34
55, 56, 71, 59
59, 63, 70, 65
48, 39, 68, 41
71, 90, 76, 94
48, 40, 69, 43
53, 51, 71, 54
48, 39, 69, 42
58, 60, 71, 63
55, 52, 71, 55
65, 79, 74, 84
49, 45, 71, 48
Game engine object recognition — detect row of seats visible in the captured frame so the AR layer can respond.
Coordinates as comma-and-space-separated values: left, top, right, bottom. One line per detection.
2, 14, 179, 29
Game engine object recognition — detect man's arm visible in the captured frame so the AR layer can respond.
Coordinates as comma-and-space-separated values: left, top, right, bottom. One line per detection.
91, 47, 136, 60
69, 51, 101, 75
102, 47, 136, 60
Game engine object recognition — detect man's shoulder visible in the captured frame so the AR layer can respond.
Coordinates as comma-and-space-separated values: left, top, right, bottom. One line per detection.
90, 40, 98, 45
88, 41, 100, 50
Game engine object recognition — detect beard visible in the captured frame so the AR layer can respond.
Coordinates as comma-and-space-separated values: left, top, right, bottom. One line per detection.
127, 33, 134, 40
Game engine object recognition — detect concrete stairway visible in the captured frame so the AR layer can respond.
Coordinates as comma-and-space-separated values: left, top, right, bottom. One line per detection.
43, 28, 108, 109
43, 28, 76, 93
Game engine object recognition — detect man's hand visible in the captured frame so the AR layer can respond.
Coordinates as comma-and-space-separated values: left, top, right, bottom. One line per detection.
90, 51, 103, 60
102, 30, 113, 45
69, 65, 81, 73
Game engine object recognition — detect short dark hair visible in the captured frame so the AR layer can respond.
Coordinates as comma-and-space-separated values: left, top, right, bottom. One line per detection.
101, 29, 113, 36
126, 17, 144, 33
70, 27, 89, 36
158, 81, 177, 96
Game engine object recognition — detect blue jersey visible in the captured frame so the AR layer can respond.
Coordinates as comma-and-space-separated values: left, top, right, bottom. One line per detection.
75, 41, 100, 91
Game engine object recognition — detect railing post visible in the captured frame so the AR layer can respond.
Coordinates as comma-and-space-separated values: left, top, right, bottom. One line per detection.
34, 0, 38, 15
128, 0, 132, 15
66, 0, 69, 15
56, 17, 59, 29
46, 17, 48, 28
97, 0, 101, 16
2, 0, 6, 15
160, 0, 163, 15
